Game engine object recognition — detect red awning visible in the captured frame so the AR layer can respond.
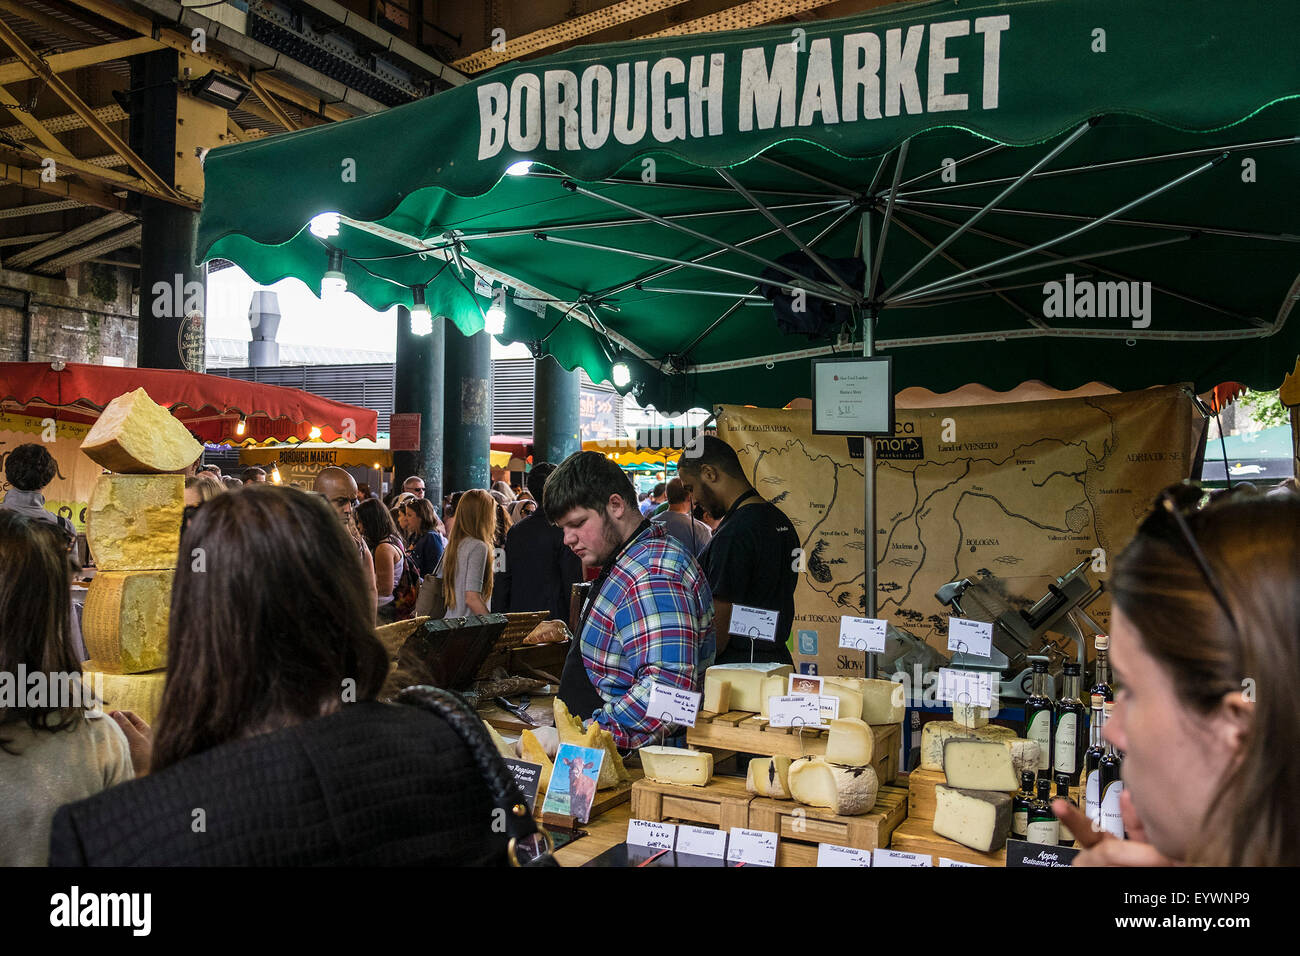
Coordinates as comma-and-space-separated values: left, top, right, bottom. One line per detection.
491, 434, 532, 457
0, 361, 378, 445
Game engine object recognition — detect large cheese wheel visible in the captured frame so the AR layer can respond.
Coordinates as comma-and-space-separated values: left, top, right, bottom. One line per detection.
81, 570, 172, 673
83, 661, 166, 723
86, 474, 184, 571
80, 387, 202, 474
788, 757, 879, 816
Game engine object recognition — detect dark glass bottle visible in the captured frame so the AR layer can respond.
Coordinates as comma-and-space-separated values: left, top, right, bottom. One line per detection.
1083, 694, 1106, 826
1026, 777, 1059, 846
1011, 770, 1035, 840
1091, 634, 1114, 703
1098, 700, 1125, 838
1054, 772, 1077, 847
1053, 661, 1086, 785
1024, 658, 1055, 782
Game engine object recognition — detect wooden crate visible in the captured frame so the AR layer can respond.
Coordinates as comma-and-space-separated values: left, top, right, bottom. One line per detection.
749, 784, 909, 867
909, 769, 1082, 823
890, 816, 1007, 867
629, 775, 753, 832
689, 713, 902, 781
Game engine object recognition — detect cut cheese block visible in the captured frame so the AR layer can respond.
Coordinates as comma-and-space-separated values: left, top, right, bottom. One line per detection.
953, 701, 990, 728
580, 721, 630, 790
788, 757, 879, 816
920, 720, 1017, 771
943, 739, 1021, 791
483, 720, 515, 760
757, 674, 792, 717
702, 678, 731, 714
745, 755, 793, 798
825, 717, 874, 767
933, 785, 1012, 852
639, 746, 713, 786
83, 661, 166, 724
80, 387, 202, 474
520, 728, 554, 794
817, 678, 863, 723
1003, 738, 1040, 780
553, 697, 587, 747
860, 679, 906, 724
704, 662, 793, 712
81, 570, 172, 673
86, 474, 184, 571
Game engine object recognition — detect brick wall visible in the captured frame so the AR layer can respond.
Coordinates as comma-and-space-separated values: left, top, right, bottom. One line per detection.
0, 264, 138, 366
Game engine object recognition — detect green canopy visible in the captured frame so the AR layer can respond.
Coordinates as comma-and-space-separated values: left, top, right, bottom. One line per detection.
197, 0, 1300, 414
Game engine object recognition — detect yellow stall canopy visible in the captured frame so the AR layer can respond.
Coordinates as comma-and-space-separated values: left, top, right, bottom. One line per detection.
241, 441, 391, 486
582, 438, 680, 468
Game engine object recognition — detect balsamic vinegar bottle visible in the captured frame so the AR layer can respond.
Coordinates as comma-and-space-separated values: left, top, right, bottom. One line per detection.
1054, 772, 1077, 848
1098, 700, 1125, 838
1053, 661, 1086, 785
1026, 778, 1060, 846
1011, 771, 1035, 840
1083, 694, 1106, 825
1091, 634, 1114, 703
1024, 658, 1055, 781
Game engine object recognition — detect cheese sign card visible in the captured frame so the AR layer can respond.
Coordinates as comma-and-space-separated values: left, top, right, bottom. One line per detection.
726, 828, 778, 867
872, 849, 933, 867
838, 616, 888, 653
1005, 839, 1081, 868
646, 682, 701, 728
817, 843, 873, 867
541, 744, 605, 824
948, 617, 994, 657
817, 696, 841, 724
939, 858, 987, 867
937, 667, 995, 708
767, 695, 821, 728
626, 819, 677, 851
502, 758, 543, 811
729, 604, 779, 641
676, 825, 729, 860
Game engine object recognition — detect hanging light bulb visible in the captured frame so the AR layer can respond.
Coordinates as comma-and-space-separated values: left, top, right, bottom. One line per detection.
485, 286, 507, 335
505, 161, 532, 176
270, 465, 282, 484
321, 248, 347, 300
410, 284, 433, 336
612, 360, 632, 388
309, 426, 322, 439
309, 212, 340, 239
235, 418, 246, 436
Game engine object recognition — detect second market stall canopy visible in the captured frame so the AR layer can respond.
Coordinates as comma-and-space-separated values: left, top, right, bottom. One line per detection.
196, 0, 1300, 414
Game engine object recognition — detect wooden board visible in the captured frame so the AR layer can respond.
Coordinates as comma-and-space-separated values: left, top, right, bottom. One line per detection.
891, 816, 1008, 867
749, 784, 909, 867
630, 775, 753, 832
553, 801, 632, 867
689, 712, 903, 777
909, 768, 1082, 822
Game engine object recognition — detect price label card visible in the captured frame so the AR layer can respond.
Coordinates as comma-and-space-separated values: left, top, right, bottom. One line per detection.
838, 616, 888, 653
817, 696, 841, 724
872, 849, 932, 868
948, 617, 993, 657
502, 758, 543, 812
647, 683, 701, 728
938, 668, 994, 708
817, 843, 873, 867
726, 828, 778, 867
676, 825, 728, 860
767, 695, 821, 728
939, 858, 986, 868
730, 605, 779, 642
627, 819, 677, 851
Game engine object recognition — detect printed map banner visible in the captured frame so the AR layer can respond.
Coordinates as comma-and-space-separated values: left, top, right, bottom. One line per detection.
0, 412, 100, 533
717, 385, 1196, 676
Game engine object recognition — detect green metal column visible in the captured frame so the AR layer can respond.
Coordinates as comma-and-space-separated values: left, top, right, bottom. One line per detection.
442, 324, 492, 492
393, 306, 445, 504
533, 355, 581, 465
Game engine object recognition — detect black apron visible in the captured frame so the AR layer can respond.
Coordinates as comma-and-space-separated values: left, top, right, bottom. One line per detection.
557, 520, 652, 719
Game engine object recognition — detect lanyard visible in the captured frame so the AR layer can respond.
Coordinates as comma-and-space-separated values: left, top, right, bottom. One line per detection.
719, 488, 760, 526
578, 519, 653, 634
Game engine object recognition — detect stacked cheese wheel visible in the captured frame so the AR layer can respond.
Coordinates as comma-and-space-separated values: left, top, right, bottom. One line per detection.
79, 389, 202, 724
747, 717, 880, 815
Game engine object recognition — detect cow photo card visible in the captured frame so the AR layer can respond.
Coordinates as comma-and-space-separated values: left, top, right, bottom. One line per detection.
541, 744, 606, 824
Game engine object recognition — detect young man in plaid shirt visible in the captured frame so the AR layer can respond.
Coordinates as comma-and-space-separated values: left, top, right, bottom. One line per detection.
543, 451, 715, 749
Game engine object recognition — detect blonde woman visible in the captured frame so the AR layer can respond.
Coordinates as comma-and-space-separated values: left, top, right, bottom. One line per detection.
440, 488, 496, 618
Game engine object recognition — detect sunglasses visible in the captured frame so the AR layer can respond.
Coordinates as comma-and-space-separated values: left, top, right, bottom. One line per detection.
1154, 487, 1240, 636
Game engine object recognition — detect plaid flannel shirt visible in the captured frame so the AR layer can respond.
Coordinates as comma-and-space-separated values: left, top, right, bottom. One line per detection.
580, 523, 715, 749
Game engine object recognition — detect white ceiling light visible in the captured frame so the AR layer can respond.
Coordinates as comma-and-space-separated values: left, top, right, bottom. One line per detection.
485, 286, 507, 335
309, 212, 340, 239
505, 161, 532, 176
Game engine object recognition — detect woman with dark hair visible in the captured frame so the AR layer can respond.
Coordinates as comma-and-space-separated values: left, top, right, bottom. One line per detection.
1057, 482, 1300, 866
398, 497, 444, 579
355, 497, 411, 621
48, 485, 522, 865
0, 512, 133, 865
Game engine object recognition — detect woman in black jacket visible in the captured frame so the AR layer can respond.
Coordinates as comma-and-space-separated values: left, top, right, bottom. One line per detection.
48, 484, 530, 866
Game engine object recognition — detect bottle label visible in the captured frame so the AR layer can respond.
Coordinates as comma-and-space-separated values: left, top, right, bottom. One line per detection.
1100, 781, 1124, 837
1027, 711, 1051, 769
1012, 809, 1028, 837
1054, 713, 1078, 772
1059, 816, 1074, 843
1085, 770, 1100, 821
1026, 820, 1059, 845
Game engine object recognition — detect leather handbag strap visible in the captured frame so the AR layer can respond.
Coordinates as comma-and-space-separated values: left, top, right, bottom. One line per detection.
394, 685, 558, 866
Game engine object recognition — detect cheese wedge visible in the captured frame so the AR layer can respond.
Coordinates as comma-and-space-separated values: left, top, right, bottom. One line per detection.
788, 756, 879, 816
81, 570, 172, 673
580, 721, 630, 790
519, 728, 554, 793
81, 387, 202, 474
861, 679, 906, 724
953, 701, 990, 728
702, 678, 731, 714
933, 785, 1012, 852
704, 662, 793, 712
85, 474, 184, 571
817, 678, 863, 723
757, 674, 792, 717
920, 720, 1017, 771
83, 661, 166, 723
640, 746, 713, 786
943, 739, 1022, 791
483, 720, 515, 760
553, 697, 587, 747
825, 717, 874, 767
746, 755, 793, 798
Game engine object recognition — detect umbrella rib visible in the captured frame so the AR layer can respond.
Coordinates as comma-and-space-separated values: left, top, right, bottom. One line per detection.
754, 155, 859, 198
523, 170, 834, 199
882, 120, 1093, 301
896, 152, 1227, 301
892, 143, 1008, 192
716, 167, 862, 300
868, 138, 909, 302
882, 277, 1062, 307
561, 179, 853, 303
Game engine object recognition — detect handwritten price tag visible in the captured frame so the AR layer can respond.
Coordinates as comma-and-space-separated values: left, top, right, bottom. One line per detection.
938, 668, 994, 708
627, 819, 677, 851
838, 616, 888, 653
939, 858, 986, 867
817, 843, 873, 867
647, 683, 701, 728
676, 825, 728, 860
948, 617, 993, 657
872, 848, 932, 868
727, 828, 778, 867
730, 605, 778, 642
768, 695, 821, 728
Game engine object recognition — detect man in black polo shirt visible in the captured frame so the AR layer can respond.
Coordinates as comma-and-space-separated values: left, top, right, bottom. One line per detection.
501, 461, 583, 621
676, 436, 799, 666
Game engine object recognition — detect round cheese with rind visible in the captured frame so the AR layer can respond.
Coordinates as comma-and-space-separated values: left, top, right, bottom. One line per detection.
788, 756, 879, 816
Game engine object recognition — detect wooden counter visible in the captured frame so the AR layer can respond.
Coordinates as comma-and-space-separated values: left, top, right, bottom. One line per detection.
553, 801, 634, 866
